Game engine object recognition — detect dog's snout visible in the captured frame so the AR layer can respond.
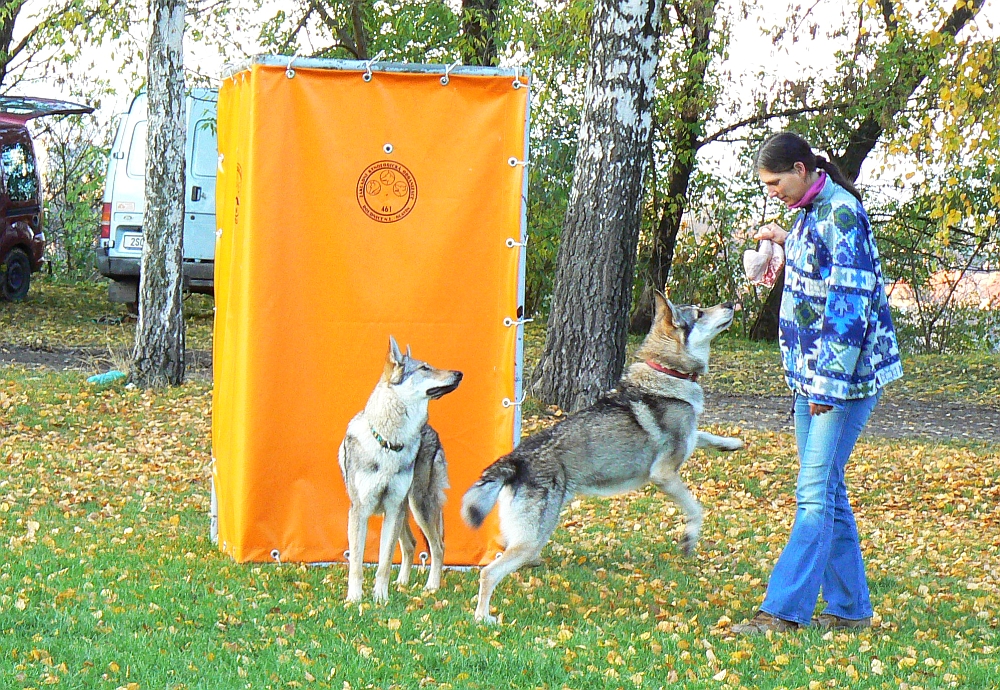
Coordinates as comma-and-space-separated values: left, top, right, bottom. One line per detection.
453, 371, 464, 381
724, 301, 741, 312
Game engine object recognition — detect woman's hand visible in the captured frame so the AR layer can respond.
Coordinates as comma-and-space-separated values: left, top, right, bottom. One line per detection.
809, 402, 833, 416
754, 222, 788, 246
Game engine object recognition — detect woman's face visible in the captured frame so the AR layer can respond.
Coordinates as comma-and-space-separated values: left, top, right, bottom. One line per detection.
758, 161, 812, 207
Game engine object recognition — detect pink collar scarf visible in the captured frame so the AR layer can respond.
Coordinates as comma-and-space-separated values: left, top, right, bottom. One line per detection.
789, 171, 827, 209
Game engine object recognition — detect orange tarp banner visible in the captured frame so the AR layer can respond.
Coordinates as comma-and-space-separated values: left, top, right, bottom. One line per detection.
212, 59, 528, 566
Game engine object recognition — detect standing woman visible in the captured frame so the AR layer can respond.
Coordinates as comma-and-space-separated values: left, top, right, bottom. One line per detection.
732, 131, 903, 634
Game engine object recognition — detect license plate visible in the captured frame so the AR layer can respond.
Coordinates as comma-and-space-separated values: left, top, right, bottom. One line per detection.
122, 233, 143, 250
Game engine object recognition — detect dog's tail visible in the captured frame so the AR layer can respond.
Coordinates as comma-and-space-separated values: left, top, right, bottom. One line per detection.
461, 457, 518, 529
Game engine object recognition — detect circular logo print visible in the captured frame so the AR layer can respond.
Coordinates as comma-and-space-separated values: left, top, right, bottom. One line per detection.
356, 160, 417, 223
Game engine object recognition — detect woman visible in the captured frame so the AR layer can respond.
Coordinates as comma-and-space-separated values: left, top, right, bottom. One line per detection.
732, 131, 903, 634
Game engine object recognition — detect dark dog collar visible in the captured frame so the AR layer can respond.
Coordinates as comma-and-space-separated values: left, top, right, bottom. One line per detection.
371, 426, 404, 452
645, 359, 699, 382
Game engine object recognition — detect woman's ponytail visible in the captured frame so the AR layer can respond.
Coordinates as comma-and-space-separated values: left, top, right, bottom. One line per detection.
815, 156, 863, 203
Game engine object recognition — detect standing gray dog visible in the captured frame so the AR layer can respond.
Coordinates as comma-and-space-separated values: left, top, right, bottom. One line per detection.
339, 336, 462, 602
461, 293, 742, 623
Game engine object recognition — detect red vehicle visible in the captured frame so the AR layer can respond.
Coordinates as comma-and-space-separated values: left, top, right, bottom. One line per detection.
0, 96, 93, 300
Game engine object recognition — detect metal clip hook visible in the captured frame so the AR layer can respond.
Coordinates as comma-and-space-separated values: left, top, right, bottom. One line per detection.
502, 393, 528, 408
362, 51, 387, 82
285, 51, 300, 79
505, 236, 528, 249
440, 60, 461, 85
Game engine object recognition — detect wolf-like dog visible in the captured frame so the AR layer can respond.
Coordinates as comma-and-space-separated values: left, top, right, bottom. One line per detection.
339, 336, 463, 602
461, 293, 742, 623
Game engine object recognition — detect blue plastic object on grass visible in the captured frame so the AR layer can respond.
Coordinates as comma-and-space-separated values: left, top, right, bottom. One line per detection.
87, 370, 126, 385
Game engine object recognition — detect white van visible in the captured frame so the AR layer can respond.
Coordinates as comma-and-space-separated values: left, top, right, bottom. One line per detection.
96, 88, 218, 304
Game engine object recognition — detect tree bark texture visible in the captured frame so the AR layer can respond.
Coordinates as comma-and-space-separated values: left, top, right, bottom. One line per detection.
132, 0, 186, 387
531, 0, 662, 412
461, 0, 499, 66
630, 0, 718, 334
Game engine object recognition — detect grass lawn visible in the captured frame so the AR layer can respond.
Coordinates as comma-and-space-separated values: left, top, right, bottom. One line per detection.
1, 280, 999, 689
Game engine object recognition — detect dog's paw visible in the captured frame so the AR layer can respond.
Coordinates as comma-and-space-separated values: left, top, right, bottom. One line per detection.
345, 589, 363, 603
475, 612, 498, 625
372, 584, 390, 603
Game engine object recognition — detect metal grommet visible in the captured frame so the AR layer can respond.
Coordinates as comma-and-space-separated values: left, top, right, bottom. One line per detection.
383, 143, 393, 154
508, 157, 518, 167
344, 549, 351, 559
362, 72, 372, 82
419, 552, 429, 566
503, 317, 514, 327
285, 68, 295, 79
512, 80, 521, 89
506, 238, 516, 248
270, 549, 281, 564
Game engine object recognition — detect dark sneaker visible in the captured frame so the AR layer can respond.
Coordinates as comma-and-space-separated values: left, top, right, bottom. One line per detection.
731, 611, 799, 635
812, 613, 872, 630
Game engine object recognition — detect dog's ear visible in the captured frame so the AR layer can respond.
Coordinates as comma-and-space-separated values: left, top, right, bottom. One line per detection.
389, 335, 404, 365
652, 291, 687, 341
652, 291, 669, 324
384, 336, 405, 384
653, 291, 684, 328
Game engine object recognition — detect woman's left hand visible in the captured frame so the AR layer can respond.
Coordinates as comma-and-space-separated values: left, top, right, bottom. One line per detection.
809, 402, 833, 416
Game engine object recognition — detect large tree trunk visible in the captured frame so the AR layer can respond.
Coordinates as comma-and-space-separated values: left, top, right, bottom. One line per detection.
630, 0, 718, 334
750, 0, 983, 341
460, 0, 499, 66
531, 0, 662, 412
132, 0, 186, 387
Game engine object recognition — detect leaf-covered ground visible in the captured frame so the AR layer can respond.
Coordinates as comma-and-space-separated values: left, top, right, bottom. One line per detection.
1, 281, 999, 688
0, 278, 215, 354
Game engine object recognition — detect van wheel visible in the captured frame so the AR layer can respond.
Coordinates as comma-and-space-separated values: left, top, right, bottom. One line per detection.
1, 247, 31, 301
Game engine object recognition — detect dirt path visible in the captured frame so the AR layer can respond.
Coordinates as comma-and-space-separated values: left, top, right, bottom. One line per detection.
702, 392, 1000, 444
3, 343, 997, 444
0, 344, 213, 379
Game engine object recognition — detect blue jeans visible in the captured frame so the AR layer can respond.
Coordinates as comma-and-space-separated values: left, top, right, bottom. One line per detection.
760, 392, 879, 625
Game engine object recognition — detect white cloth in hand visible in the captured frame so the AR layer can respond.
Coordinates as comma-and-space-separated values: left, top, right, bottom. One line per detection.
743, 239, 785, 288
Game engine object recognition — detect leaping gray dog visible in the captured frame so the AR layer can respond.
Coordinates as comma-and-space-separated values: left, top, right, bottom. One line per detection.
339, 336, 462, 602
461, 293, 743, 623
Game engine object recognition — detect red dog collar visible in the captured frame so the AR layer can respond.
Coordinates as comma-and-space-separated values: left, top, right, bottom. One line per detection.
645, 360, 698, 382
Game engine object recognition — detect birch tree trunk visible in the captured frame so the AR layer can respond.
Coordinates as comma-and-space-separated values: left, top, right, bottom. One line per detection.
531, 0, 662, 412
132, 0, 186, 387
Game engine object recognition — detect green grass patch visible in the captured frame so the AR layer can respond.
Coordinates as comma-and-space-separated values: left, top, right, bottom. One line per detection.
2, 367, 998, 689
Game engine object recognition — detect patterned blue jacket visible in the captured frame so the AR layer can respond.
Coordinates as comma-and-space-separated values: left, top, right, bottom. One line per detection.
779, 177, 903, 405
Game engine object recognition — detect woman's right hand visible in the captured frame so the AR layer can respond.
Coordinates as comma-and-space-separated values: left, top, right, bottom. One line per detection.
754, 222, 788, 246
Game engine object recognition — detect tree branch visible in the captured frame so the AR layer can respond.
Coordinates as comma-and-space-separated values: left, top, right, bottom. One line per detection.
698, 102, 850, 148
